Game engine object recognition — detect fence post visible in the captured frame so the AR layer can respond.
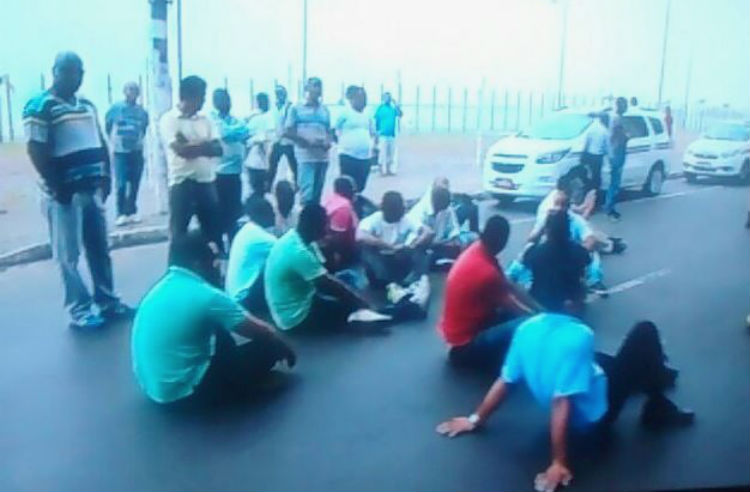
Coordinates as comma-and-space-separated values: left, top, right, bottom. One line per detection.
5, 75, 14, 141
0, 85, 4, 143
503, 90, 509, 130
431, 85, 437, 132
490, 88, 496, 131
249, 79, 255, 109
540, 92, 545, 118
40, 73, 46, 90
476, 87, 482, 131
138, 74, 144, 104
397, 80, 402, 106
528, 92, 533, 125
223, 76, 228, 90
447, 87, 452, 131
380, 83, 385, 101
515, 91, 521, 130
415, 85, 421, 132
462, 88, 468, 133
106, 73, 113, 105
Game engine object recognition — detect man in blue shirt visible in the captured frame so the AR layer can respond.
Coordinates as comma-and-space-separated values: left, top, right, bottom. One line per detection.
374, 92, 403, 176
212, 88, 249, 243
437, 301, 693, 492
105, 82, 149, 226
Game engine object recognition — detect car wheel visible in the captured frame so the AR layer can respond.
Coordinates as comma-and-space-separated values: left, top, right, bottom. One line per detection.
737, 160, 750, 185
643, 164, 665, 196
685, 172, 698, 184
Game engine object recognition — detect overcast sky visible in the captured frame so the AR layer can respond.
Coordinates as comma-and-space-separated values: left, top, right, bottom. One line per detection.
1, 0, 749, 123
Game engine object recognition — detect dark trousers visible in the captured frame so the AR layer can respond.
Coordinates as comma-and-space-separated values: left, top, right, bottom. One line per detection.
215, 173, 243, 243
292, 293, 358, 332
268, 143, 298, 191
239, 270, 269, 317
449, 314, 527, 373
596, 322, 675, 425
452, 193, 479, 232
114, 151, 144, 216
247, 168, 267, 197
361, 246, 430, 288
168, 179, 223, 251
339, 154, 372, 193
180, 328, 280, 406
581, 152, 604, 192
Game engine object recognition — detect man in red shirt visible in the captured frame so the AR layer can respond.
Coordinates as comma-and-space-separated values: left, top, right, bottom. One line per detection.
439, 215, 541, 372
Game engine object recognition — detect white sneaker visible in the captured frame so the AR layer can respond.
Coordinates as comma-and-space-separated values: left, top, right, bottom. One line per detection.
128, 214, 141, 224
409, 275, 431, 310
115, 215, 129, 227
386, 282, 409, 304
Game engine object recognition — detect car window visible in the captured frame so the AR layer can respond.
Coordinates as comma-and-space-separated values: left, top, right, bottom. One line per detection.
518, 113, 592, 140
649, 117, 664, 135
623, 116, 649, 138
705, 123, 750, 141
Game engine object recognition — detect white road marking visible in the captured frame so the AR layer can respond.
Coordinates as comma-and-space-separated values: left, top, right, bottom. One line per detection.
628, 185, 720, 204
509, 217, 536, 225
587, 268, 671, 302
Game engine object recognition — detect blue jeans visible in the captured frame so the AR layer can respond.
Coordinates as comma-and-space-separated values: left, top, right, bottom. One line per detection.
44, 190, 120, 323
605, 149, 626, 214
114, 151, 144, 216
449, 316, 527, 373
298, 160, 329, 205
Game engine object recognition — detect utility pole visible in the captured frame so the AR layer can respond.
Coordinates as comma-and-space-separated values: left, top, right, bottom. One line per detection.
683, 44, 694, 127
176, 0, 183, 81
0, 77, 4, 143
302, 0, 308, 85
148, 0, 174, 214
556, 0, 569, 108
4, 75, 14, 141
657, 0, 671, 107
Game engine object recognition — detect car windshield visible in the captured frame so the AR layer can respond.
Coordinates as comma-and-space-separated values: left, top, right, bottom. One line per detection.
519, 113, 593, 140
704, 123, 750, 141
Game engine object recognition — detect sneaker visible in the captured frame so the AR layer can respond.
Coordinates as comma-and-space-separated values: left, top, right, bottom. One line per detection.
641, 395, 695, 429
408, 275, 431, 310
612, 238, 627, 254
100, 303, 135, 321
128, 214, 142, 224
69, 313, 105, 331
115, 215, 130, 227
386, 283, 410, 304
607, 211, 621, 222
589, 281, 609, 298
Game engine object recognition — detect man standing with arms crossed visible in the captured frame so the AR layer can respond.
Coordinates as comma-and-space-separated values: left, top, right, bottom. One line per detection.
374, 92, 403, 176
605, 97, 629, 222
283, 77, 332, 205
105, 81, 149, 227
24, 52, 133, 330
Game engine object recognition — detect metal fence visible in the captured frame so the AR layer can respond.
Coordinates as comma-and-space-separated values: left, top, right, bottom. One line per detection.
0, 72, 748, 143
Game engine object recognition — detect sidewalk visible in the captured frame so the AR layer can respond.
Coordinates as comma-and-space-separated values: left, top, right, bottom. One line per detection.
0, 130, 695, 266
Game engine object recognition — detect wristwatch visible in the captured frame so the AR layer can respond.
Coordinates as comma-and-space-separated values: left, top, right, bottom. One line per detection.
468, 413, 480, 426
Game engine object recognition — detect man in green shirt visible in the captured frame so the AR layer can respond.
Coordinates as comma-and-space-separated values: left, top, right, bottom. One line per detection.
131, 231, 296, 405
265, 204, 371, 331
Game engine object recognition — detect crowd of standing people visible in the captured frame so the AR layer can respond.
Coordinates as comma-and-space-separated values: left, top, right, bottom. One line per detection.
23, 51, 696, 492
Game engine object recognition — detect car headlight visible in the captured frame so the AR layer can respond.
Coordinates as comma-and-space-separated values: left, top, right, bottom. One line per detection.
536, 149, 570, 164
720, 150, 740, 158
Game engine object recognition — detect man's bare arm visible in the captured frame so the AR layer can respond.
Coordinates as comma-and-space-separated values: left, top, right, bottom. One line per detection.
436, 378, 510, 437
314, 273, 370, 310
232, 314, 296, 367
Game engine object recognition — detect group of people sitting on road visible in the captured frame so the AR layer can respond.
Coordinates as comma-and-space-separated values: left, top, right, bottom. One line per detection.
23, 53, 692, 492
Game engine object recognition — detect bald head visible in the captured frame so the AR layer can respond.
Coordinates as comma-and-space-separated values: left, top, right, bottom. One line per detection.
123, 81, 140, 104
52, 51, 83, 98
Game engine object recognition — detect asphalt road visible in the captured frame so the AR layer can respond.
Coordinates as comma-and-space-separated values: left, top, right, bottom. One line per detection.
0, 178, 748, 492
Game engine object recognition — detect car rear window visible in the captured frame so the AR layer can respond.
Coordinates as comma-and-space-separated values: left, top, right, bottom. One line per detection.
623, 116, 649, 138
649, 117, 664, 135
519, 113, 592, 140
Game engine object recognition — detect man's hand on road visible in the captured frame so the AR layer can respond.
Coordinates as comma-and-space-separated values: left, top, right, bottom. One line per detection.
436, 417, 476, 437
534, 461, 572, 492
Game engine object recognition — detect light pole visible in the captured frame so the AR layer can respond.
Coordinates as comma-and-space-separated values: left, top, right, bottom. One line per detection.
554, 0, 569, 108
302, 0, 308, 90
176, 0, 183, 82
657, 0, 672, 106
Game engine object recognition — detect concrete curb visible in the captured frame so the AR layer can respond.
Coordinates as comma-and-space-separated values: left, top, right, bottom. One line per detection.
0, 225, 168, 270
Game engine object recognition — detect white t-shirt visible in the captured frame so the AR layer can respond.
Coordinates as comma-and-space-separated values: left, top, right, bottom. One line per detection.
335, 107, 373, 160
407, 189, 459, 244
531, 191, 593, 244
159, 109, 220, 186
225, 222, 277, 301
245, 111, 276, 170
358, 211, 421, 247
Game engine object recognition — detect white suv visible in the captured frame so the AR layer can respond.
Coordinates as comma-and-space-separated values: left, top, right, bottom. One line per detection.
482, 108, 672, 203
683, 121, 750, 184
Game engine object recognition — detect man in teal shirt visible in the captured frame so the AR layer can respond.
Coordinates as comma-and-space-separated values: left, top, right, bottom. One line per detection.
131, 231, 295, 405
374, 92, 403, 176
265, 204, 370, 331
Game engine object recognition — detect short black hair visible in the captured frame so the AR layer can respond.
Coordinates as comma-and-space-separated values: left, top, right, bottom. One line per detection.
431, 186, 451, 212
256, 92, 269, 106
245, 196, 275, 229
545, 209, 571, 244
297, 203, 328, 243
334, 175, 356, 197
480, 214, 510, 253
180, 75, 207, 101
381, 191, 405, 222
345, 85, 360, 100
274, 180, 295, 217
168, 231, 214, 270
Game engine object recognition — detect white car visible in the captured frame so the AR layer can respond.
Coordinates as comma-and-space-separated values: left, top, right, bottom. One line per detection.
683, 122, 750, 184
482, 108, 673, 204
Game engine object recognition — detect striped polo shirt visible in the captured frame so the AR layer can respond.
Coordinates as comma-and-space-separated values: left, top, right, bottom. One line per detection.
23, 90, 108, 190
